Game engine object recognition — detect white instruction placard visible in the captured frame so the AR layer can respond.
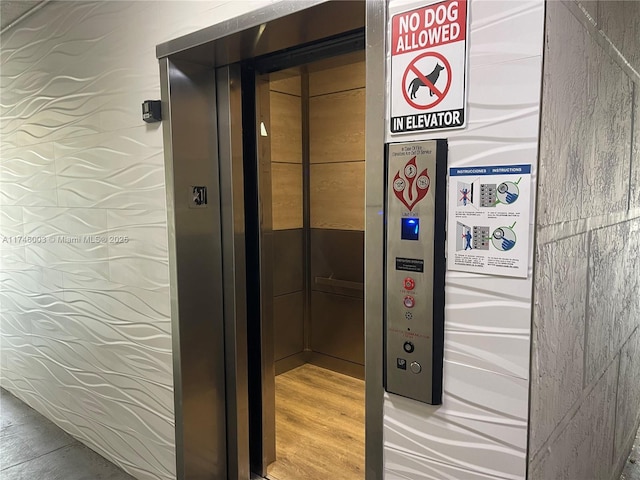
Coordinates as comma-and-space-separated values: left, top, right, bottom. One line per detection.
447, 164, 532, 278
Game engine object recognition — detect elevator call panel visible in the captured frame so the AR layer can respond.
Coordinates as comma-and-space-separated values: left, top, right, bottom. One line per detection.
384, 139, 446, 405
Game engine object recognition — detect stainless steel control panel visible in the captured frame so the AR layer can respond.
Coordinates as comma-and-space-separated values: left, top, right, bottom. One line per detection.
384, 140, 446, 405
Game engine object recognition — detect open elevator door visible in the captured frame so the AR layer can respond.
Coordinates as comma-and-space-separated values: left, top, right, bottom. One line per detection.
156, 1, 389, 478
234, 32, 366, 478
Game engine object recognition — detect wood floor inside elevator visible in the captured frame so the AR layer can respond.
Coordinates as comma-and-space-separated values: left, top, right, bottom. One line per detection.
266, 363, 365, 480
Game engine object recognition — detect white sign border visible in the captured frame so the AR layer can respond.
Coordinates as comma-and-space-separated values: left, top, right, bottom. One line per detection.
388, 0, 470, 136
446, 164, 533, 279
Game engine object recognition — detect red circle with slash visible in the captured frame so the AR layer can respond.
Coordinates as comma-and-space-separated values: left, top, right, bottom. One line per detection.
402, 51, 452, 110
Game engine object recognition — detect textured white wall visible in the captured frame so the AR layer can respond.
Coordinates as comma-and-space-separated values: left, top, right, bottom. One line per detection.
0, 2, 276, 479
383, 1, 544, 479
529, 1, 640, 479
13, 2, 636, 480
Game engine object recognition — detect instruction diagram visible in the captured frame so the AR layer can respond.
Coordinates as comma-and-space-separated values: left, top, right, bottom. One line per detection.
447, 164, 532, 278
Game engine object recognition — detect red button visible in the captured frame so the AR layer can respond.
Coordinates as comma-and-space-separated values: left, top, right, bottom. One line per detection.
404, 277, 415, 290
403, 296, 415, 308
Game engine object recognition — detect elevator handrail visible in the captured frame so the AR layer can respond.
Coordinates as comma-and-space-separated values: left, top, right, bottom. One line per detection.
314, 276, 364, 292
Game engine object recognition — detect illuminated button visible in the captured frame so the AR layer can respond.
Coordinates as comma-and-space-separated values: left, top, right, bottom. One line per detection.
403, 277, 415, 290
403, 296, 415, 308
410, 361, 422, 374
403, 341, 414, 353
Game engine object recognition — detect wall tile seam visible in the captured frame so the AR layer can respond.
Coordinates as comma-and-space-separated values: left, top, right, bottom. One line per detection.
309, 159, 366, 165
0, 264, 170, 293
611, 353, 623, 468
628, 82, 636, 212
583, 230, 592, 390
583, 303, 640, 391
471, 53, 543, 70
274, 291, 303, 298
52, 142, 62, 208
0, 0, 52, 36
528, 240, 552, 457
584, 339, 631, 395
270, 91, 301, 98
0, 123, 164, 149
0, 142, 56, 160
563, 1, 640, 84
611, 325, 640, 470
536, 210, 640, 245
626, 412, 640, 451
611, 416, 640, 480
0, 205, 170, 214
613, 398, 640, 477
529, 346, 621, 463
383, 442, 525, 478
620, 325, 640, 351
309, 86, 366, 98
7, 206, 168, 213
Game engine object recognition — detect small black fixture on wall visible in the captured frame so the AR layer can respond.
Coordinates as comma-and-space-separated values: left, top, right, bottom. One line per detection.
142, 100, 162, 123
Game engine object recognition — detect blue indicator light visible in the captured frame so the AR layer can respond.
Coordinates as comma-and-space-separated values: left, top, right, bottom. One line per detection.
401, 218, 420, 241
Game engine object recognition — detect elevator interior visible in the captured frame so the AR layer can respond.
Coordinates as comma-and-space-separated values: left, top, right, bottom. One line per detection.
264, 52, 366, 379
256, 50, 366, 479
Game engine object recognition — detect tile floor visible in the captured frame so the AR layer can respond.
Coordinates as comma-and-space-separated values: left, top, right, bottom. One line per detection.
1, 386, 639, 480
0, 388, 134, 480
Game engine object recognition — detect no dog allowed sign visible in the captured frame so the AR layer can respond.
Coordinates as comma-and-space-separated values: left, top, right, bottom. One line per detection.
390, 0, 468, 134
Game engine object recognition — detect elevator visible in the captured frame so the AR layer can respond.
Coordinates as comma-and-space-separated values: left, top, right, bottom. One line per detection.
157, 2, 385, 479
249, 47, 368, 479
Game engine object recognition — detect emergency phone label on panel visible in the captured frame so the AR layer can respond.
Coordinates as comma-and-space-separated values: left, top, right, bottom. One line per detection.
389, 0, 468, 134
396, 257, 425, 272
447, 164, 532, 278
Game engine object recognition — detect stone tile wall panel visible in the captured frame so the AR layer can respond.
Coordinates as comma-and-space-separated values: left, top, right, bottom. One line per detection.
530, 235, 587, 454
529, 361, 618, 480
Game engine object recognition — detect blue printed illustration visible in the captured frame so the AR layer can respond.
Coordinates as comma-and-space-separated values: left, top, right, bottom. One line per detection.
491, 223, 517, 251
457, 181, 473, 207
461, 188, 470, 206
496, 180, 520, 205
456, 222, 471, 251
463, 228, 472, 250
456, 222, 491, 251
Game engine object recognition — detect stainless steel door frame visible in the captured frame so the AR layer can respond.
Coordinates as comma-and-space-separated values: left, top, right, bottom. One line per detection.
239, 66, 276, 477
216, 64, 251, 480
254, 71, 277, 474
364, 2, 386, 478
159, 57, 229, 480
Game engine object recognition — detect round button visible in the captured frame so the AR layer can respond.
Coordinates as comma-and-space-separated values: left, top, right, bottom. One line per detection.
403, 277, 415, 290
403, 341, 414, 353
403, 295, 415, 308
410, 361, 422, 374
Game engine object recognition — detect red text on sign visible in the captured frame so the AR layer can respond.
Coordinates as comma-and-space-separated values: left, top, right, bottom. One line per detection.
392, 0, 467, 55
